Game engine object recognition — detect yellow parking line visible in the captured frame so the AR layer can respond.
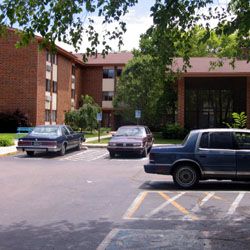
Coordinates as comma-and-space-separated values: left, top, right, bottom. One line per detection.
204, 192, 224, 201
159, 192, 199, 221
123, 191, 148, 219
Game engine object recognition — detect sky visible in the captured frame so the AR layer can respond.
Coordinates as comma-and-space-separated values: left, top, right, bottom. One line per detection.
57, 0, 155, 53
57, 0, 230, 53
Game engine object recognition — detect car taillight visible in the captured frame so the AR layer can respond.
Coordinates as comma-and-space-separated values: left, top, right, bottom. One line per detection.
41, 141, 57, 147
18, 141, 31, 146
149, 152, 155, 163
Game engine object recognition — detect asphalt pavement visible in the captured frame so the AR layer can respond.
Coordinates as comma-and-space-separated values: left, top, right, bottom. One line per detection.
1, 148, 250, 249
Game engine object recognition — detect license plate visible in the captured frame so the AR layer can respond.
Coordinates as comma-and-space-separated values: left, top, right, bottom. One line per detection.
32, 142, 41, 146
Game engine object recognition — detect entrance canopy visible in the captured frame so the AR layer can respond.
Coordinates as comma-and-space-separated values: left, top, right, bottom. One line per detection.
175, 58, 250, 129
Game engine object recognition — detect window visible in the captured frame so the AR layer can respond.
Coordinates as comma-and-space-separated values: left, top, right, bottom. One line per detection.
67, 126, 74, 134
52, 54, 57, 65
102, 91, 114, 101
62, 127, 70, 136
45, 109, 50, 122
45, 79, 51, 92
235, 132, 250, 149
46, 50, 51, 62
52, 81, 57, 93
71, 89, 75, 99
117, 68, 122, 77
51, 110, 57, 122
103, 69, 114, 79
209, 132, 233, 149
199, 132, 209, 148
72, 65, 76, 75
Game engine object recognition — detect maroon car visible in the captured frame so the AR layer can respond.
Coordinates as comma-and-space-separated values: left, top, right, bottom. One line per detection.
107, 125, 154, 158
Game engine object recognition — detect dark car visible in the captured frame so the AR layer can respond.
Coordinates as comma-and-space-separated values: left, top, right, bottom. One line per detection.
107, 125, 154, 158
144, 128, 250, 188
17, 125, 85, 156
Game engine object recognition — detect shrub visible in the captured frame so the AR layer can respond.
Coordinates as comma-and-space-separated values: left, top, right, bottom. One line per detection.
0, 109, 30, 133
224, 112, 247, 129
0, 136, 14, 147
162, 123, 187, 139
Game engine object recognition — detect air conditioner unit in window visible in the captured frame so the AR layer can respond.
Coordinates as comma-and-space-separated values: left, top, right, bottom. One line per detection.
71, 98, 75, 105
45, 95, 51, 101
46, 65, 51, 72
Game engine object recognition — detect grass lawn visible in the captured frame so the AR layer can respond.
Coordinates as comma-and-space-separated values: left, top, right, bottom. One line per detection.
83, 131, 111, 139
88, 133, 183, 144
0, 133, 27, 140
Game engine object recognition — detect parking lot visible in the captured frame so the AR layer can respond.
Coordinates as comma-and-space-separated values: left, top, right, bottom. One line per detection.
1, 148, 250, 249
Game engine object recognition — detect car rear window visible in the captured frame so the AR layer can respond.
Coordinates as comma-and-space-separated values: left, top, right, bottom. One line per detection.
31, 126, 60, 136
116, 127, 145, 137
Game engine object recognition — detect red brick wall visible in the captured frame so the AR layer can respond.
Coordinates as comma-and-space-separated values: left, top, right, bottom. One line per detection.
75, 65, 83, 109
0, 31, 38, 126
81, 66, 103, 106
177, 77, 185, 127
36, 49, 46, 125
57, 55, 72, 124
247, 77, 250, 129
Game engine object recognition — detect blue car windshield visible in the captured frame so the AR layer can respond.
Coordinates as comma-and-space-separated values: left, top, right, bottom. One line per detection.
116, 127, 145, 137
31, 126, 61, 136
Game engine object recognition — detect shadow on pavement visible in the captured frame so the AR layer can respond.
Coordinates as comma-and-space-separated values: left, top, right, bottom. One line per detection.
14, 148, 87, 159
0, 220, 113, 250
139, 180, 250, 191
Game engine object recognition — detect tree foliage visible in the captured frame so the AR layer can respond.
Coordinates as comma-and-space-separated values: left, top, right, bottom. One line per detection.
0, 1, 249, 62
144, 0, 249, 67
65, 95, 101, 131
225, 112, 247, 129
114, 54, 169, 127
0, 0, 138, 59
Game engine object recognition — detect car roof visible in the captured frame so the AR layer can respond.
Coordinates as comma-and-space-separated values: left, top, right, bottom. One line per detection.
118, 125, 147, 129
190, 128, 250, 134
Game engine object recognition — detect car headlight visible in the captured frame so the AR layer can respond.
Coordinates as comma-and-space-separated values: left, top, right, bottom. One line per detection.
109, 142, 116, 146
133, 142, 142, 147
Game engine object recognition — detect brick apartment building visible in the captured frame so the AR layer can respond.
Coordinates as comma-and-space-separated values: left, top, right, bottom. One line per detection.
75, 52, 133, 128
0, 28, 250, 130
0, 28, 132, 129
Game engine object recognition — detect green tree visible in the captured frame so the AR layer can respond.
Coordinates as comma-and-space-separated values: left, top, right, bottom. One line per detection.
114, 54, 167, 127
80, 95, 101, 131
65, 95, 101, 131
65, 110, 80, 131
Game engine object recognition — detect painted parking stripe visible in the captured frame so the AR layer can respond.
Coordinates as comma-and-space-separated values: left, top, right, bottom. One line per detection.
145, 192, 185, 218
123, 191, 148, 219
96, 228, 120, 250
182, 192, 215, 221
87, 152, 109, 161
227, 191, 245, 215
159, 192, 199, 221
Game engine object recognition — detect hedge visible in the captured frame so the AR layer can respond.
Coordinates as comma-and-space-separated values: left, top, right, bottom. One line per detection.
0, 136, 14, 147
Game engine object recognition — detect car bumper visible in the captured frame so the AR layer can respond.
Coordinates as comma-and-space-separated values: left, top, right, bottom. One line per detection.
107, 146, 145, 154
144, 163, 172, 175
16, 146, 60, 152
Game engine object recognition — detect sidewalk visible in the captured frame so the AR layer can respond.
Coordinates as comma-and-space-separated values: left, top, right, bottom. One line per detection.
0, 141, 18, 156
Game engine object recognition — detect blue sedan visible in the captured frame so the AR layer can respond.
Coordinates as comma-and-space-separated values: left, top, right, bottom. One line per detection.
144, 128, 250, 188
17, 125, 85, 156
